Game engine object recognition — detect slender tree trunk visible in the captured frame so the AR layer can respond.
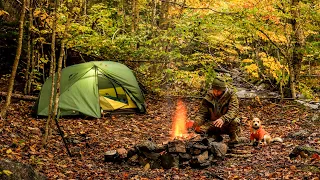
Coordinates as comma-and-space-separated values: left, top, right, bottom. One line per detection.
0, 0, 26, 119
150, 0, 157, 36
131, 0, 137, 32
24, 0, 33, 94
159, 0, 169, 29
27, 48, 36, 94
43, 0, 57, 146
288, 63, 296, 98
83, 0, 87, 24
122, 0, 126, 30
289, 0, 305, 98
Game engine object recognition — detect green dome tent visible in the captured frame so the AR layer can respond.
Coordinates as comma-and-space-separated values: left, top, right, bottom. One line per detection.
34, 61, 146, 118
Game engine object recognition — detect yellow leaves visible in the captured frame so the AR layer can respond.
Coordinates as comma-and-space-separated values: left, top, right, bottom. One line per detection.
257, 30, 287, 44
261, 55, 287, 79
6, 149, 13, 154
244, 64, 259, 78
242, 59, 254, 63
2, 170, 13, 176
0, 10, 9, 16
241, 58, 259, 78
33, 9, 41, 17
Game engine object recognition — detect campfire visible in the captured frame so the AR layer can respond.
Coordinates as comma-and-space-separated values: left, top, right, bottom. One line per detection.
171, 99, 190, 140
104, 99, 228, 169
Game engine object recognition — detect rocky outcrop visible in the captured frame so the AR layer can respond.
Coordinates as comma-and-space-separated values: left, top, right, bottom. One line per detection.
0, 159, 46, 180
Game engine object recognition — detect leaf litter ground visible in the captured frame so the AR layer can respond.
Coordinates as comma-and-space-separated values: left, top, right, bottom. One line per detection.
0, 96, 319, 179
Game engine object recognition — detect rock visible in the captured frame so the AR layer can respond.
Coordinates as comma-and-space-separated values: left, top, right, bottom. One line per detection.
196, 151, 209, 163
0, 159, 46, 180
160, 153, 179, 169
179, 153, 192, 161
289, 145, 320, 159
190, 151, 210, 168
128, 154, 139, 165
311, 114, 319, 121
257, 83, 268, 91
117, 148, 128, 158
126, 148, 138, 159
168, 140, 186, 153
136, 140, 157, 152
138, 156, 149, 166
142, 151, 160, 160
150, 159, 162, 169
236, 90, 258, 98
209, 142, 228, 157
295, 100, 319, 110
288, 130, 310, 140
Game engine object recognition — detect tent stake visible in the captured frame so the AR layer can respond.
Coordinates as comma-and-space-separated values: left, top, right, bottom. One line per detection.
54, 114, 72, 157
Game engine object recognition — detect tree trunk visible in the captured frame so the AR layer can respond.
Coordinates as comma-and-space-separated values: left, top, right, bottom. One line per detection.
151, 0, 157, 30
43, 0, 57, 146
159, 0, 169, 29
83, 0, 87, 24
27, 45, 36, 94
121, 0, 126, 30
0, 0, 26, 119
24, 0, 33, 94
288, 62, 296, 98
289, 0, 305, 98
131, 0, 138, 32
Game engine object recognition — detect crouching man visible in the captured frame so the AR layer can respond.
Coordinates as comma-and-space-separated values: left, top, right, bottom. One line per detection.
193, 78, 241, 145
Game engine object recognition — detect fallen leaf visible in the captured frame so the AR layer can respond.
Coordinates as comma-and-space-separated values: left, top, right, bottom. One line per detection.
3, 170, 13, 176
6, 149, 12, 154
144, 163, 150, 171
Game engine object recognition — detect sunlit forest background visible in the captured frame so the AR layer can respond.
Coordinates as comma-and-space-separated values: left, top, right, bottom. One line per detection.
1, 0, 319, 98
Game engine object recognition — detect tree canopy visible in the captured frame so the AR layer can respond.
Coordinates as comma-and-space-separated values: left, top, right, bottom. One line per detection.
0, 0, 319, 98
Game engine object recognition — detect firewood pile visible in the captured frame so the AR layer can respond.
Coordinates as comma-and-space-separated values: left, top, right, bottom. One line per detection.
104, 137, 228, 169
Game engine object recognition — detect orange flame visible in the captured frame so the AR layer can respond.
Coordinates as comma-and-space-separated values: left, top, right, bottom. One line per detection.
171, 99, 187, 139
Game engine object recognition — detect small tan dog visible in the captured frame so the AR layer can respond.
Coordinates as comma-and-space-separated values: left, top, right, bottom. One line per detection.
250, 117, 283, 145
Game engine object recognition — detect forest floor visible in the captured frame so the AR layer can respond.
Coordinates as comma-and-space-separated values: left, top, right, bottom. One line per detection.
0, 95, 319, 179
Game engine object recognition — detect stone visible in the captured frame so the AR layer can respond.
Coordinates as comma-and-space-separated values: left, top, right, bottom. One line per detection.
160, 153, 179, 169
0, 159, 46, 180
196, 151, 209, 163
117, 148, 128, 158
288, 130, 310, 140
136, 140, 157, 152
179, 153, 192, 161
168, 140, 186, 153
289, 146, 320, 159
142, 151, 160, 160
128, 154, 139, 165
209, 142, 228, 157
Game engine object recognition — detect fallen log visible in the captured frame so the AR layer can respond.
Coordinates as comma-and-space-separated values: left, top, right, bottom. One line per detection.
0, 92, 37, 101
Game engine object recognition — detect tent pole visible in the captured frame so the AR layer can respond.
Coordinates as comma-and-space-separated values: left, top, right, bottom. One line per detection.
54, 110, 72, 157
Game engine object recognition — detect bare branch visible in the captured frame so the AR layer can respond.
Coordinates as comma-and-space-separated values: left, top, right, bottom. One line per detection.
252, 25, 288, 59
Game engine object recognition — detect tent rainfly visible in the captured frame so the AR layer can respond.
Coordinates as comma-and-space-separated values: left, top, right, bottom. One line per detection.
34, 61, 146, 118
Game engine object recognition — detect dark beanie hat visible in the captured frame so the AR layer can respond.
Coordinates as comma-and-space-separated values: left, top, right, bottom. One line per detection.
210, 77, 226, 90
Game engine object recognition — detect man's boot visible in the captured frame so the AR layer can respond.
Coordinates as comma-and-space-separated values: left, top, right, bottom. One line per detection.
228, 133, 239, 145
227, 118, 241, 145
211, 134, 223, 142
